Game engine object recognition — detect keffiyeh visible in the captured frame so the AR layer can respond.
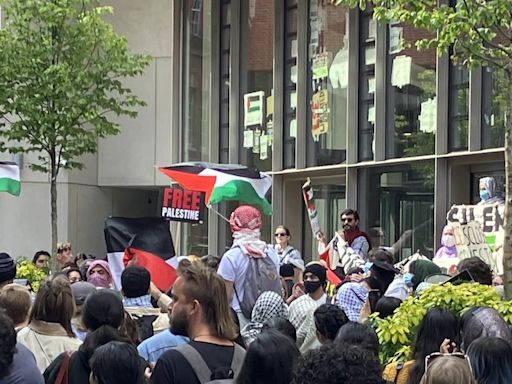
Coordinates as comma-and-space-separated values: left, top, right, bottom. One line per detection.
335, 282, 368, 322
289, 295, 321, 353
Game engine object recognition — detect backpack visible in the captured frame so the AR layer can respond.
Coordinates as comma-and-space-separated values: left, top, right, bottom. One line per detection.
175, 343, 246, 383
132, 314, 157, 342
234, 246, 282, 319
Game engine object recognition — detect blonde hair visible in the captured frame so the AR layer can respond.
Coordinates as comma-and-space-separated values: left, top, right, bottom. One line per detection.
180, 264, 238, 341
420, 355, 476, 384
0, 284, 31, 325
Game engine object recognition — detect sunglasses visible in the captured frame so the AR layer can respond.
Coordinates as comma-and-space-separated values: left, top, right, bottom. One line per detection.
341, 217, 354, 223
424, 353, 472, 374
274, 233, 288, 237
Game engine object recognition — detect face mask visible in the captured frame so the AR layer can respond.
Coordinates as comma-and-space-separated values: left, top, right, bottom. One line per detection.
480, 190, 490, 201
363, 262, 373, 274
442, 234, 456, 247
88, 273, 110, 288
403, 273, 414, 288
304, 281, 322, 294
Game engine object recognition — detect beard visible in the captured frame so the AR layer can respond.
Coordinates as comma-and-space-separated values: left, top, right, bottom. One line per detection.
169, 309, 189, 337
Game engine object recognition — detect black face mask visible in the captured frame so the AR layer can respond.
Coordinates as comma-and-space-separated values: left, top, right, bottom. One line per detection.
304, 280, 322, 294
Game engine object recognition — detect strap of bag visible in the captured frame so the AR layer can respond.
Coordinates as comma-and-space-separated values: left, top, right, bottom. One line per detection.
175, 344, 213, 383
230, 343, 246, 378
393, 361, 405, 384
55, 351, 74, 384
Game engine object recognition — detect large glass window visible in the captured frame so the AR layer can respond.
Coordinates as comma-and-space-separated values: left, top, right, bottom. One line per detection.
364, 161, 435, 260
239, 0, 274, 171
182, 0, 211, 161
306, 1, 348, 167
448, 61, 469, 151
219, 0, 231, 163
386, 23, 436, 158
482, 66, 507, 149
358, 11, 375, 161
283, 0, 298, 169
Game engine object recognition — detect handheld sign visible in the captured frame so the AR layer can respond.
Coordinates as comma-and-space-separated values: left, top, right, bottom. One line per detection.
160, 187, 206, 224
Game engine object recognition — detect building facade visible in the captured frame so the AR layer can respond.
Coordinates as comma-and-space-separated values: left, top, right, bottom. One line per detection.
0, 0, 506, 263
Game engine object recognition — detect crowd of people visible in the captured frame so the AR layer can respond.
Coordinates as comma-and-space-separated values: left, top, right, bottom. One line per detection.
0, 205, 511, 384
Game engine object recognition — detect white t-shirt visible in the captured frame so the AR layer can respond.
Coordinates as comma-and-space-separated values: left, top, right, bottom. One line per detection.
217, 245, 280, 311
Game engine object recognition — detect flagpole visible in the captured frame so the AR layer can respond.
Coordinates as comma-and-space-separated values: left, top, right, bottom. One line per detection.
207, 205, 230, 223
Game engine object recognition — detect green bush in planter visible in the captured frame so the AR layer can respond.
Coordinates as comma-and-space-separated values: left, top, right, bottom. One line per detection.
370, 283, 512, 364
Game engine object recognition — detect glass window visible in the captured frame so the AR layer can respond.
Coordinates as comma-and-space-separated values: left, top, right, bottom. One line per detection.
283, 0, 298, 169
358, 12, 375, 161
239, 0, 274, 171
448, 61, 469, 151
306, 2, 348, 167
219, 0, 231, 163
482, 66, 507, 149
364, 161, 435, 260
386, 23, 436, 158
182, 0, 211, 161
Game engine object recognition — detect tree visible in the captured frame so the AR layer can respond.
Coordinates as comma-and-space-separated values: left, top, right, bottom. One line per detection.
333, 0, 512, 298
0, 0, 151, 259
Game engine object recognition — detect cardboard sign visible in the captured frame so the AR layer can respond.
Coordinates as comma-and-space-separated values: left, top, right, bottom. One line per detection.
453, 221, 495, 270
160, 187, 205, 224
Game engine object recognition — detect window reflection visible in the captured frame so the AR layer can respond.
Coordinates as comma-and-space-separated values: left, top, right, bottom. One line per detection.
306, 1, 348, 166
449, 61, 469, 151
386, 23, 436, 158
482, 66, 507, 149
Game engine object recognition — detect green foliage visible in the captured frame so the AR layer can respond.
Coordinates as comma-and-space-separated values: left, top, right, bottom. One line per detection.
370, 283, 512, 364
15, 258, 48, 292
0, 0, 151, 174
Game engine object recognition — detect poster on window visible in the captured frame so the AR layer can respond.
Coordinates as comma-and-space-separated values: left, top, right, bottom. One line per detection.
312, 52, 331, 80
244, 91, 265, 127
311, 90, 329, 136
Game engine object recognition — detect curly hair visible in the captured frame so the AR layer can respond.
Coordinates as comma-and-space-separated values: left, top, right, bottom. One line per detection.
457, 257, 492, 285
292, 343, 384, 384
0, 309, 16, 379
314, 304, 349, 342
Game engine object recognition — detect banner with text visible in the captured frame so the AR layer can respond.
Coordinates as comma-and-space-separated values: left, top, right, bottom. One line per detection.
160, 187, 206, 224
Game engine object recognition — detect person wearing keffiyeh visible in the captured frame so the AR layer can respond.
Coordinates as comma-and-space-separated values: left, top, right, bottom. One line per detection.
335, 282, 369, 322
241, 291, 288, 345
289, 294, 321, 353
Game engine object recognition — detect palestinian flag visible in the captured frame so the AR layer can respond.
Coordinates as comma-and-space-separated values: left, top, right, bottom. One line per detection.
0, 162, 20, 196
104, 217, 177, 291
159, 162, 272, 215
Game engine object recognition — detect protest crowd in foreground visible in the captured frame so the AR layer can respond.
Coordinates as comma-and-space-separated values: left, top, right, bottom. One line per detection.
1, 193, 512, 383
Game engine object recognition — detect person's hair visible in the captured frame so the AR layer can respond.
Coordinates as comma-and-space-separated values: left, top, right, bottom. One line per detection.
89, 341, 144, 384
66, 267, 82, 280
466, 336, 512, 383
81, 290, 131, 360
56, 242, 72, 253
420, 355, 476, 384
340, 208, 359, 221
0, 309, 16, 379
262, 317, 297, 342
62, 261, 78, 270
459, 306, 512, 350
292, 343, 382, 384
200, 255, 221, 270
375, 296, 402, 319
275, 225, 291, 237
237, 329, 300, 384
0, 284, 31, 325
32, 250, 50, 265
121, 266, 151, 298
314, 304, 349, 342
409, 307, 460, 384
368, 248, 395, 264
180, 264, 238, 340
334, 322, 379, 357
457, 257, 492, 285
30, 275, 75, 337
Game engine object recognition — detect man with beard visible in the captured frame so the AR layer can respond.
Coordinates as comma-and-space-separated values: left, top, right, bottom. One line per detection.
150, 264, 245, 384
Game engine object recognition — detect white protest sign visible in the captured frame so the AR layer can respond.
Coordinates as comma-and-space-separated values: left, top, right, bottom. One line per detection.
452, 221, 496, 272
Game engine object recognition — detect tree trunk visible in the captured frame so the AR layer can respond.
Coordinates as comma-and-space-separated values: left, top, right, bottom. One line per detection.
50, 163, 58, 271
503, 73, 512, 300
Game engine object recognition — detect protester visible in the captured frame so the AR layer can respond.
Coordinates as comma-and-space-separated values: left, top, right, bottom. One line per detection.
0, 283, 32, 331
292, 343, 384, 384
150, 264, 245, 384
334, 322, 380, 358
434, 225, 457, 259
237, 329, 300, 384
313, 304, 348, 344
0, 309, 44, 384
86, 260, 113, 289
383, 307, 459, 384
419, 354, 476, 384
217, 205, 280, 328
457, 257, 492, 286
288, 294, 320, 353
44, 289, 139, 383
121, 265, 169, 340
89, 341, 145, 384
17, 275, 81, 372
459, 306, 512, 350
368, 259, 399, 297
240, 291, 288, 345
137, 326, 188, 365
335, 282, 368, 322
56, 242, 73, 271
261, 317, 297, 343
408, 259, 442, 291
66, 267, 83, 284
70, 281, 97, 341
465, 336, 512, 384
274, 225, 304, 282
32, 250, 51, 269
477, 176, 503, 205
0, 253, 16, 289
280, 264, 295, 298
300, 262, 330, 304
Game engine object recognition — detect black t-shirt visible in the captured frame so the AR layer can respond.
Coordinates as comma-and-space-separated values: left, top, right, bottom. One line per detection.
151, 341, 235, 384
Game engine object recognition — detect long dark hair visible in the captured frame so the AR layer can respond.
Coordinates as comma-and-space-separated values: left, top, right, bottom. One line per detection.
237, 329, 300, 384
89, 341, 144, 384
409, 307, 459, 384
466, 337, 512, 384
334, 322, 379, 357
